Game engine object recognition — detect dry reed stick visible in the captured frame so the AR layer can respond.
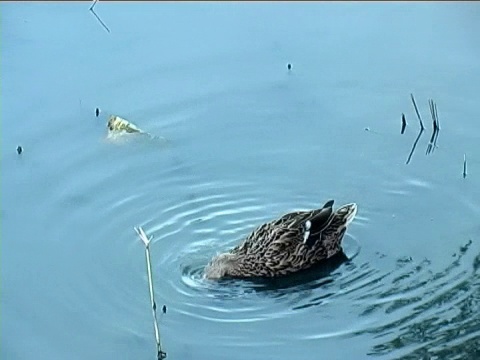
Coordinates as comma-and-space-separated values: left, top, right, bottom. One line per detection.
134, 226, 167, 360
89, 0, 111, 33
410, 93, 425, 130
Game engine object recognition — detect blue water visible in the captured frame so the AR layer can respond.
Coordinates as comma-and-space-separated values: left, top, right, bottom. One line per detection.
2, 2, 480, 360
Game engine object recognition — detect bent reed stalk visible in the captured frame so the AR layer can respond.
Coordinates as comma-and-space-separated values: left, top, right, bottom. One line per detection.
134, 226, 167, 360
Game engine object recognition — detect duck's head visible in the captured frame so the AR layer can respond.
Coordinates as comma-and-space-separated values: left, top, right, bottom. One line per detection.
204, 253, 241, 280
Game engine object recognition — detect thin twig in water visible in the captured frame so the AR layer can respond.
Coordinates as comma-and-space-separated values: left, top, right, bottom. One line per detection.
432, 102, 440, 151
89, 0, 110, 33
134, 227, 167, 360
410, 93, 425, 130
426, 99, 438, 155
89, 0, 98, 11
405, 93, 426, 164
434, 102, 440, 130
406, 126, 424, 164
401, 113, 407, 134
463, 154, 467, 178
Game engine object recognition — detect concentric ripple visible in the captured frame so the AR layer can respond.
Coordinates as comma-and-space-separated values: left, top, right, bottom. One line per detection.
5, 84, 479, 360
60, 121, 479, 356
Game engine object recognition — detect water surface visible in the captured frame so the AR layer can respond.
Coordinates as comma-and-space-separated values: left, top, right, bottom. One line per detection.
2, 3, 480, 360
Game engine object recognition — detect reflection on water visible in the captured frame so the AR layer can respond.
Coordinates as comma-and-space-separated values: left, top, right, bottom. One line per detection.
362, 241, 480, 359
3, 2, 480, 360
181, 250, 349, 300
176, 223, 479, 357
172, 208, 480, 358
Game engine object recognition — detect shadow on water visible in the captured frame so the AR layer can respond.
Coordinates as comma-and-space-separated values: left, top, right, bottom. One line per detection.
244, 251, 350, 293
181, 250, 349, 300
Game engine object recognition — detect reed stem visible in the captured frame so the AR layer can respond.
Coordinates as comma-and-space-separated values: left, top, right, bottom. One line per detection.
134, 226, 167, 360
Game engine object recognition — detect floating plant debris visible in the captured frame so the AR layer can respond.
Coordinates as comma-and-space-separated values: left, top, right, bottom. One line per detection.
106, 115, 168, 143
107, 115, 142, 133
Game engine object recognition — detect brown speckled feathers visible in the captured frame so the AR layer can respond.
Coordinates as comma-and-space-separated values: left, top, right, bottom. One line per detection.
204, 200, 357, 279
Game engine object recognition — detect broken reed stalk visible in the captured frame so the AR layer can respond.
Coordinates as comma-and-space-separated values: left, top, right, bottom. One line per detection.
410, 93, 425, 130
89, 0, 111, 33
89, 0, 98, 11
405, 94, 426, 164
426, 99, 439, 155
134, 226, 167, 360
433, 102, 440, 130
432, 102, 440, 150
406, 126, 424, 164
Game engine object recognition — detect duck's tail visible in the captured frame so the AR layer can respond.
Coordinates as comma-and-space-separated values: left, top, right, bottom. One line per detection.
336, 203, 357, 226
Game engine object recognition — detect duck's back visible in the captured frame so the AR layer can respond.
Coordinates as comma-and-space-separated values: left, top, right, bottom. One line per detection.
228, 202, 357, 277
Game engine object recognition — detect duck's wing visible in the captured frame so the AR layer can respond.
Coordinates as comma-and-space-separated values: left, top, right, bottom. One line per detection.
234, 200, 336, 255
303, 200, 335, 248
261, 225, 306, 273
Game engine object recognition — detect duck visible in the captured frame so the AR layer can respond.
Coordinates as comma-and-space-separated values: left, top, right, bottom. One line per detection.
204, 200, 357, 280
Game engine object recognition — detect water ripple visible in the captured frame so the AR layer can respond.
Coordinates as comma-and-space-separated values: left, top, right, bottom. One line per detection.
25, 102, 480, 359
